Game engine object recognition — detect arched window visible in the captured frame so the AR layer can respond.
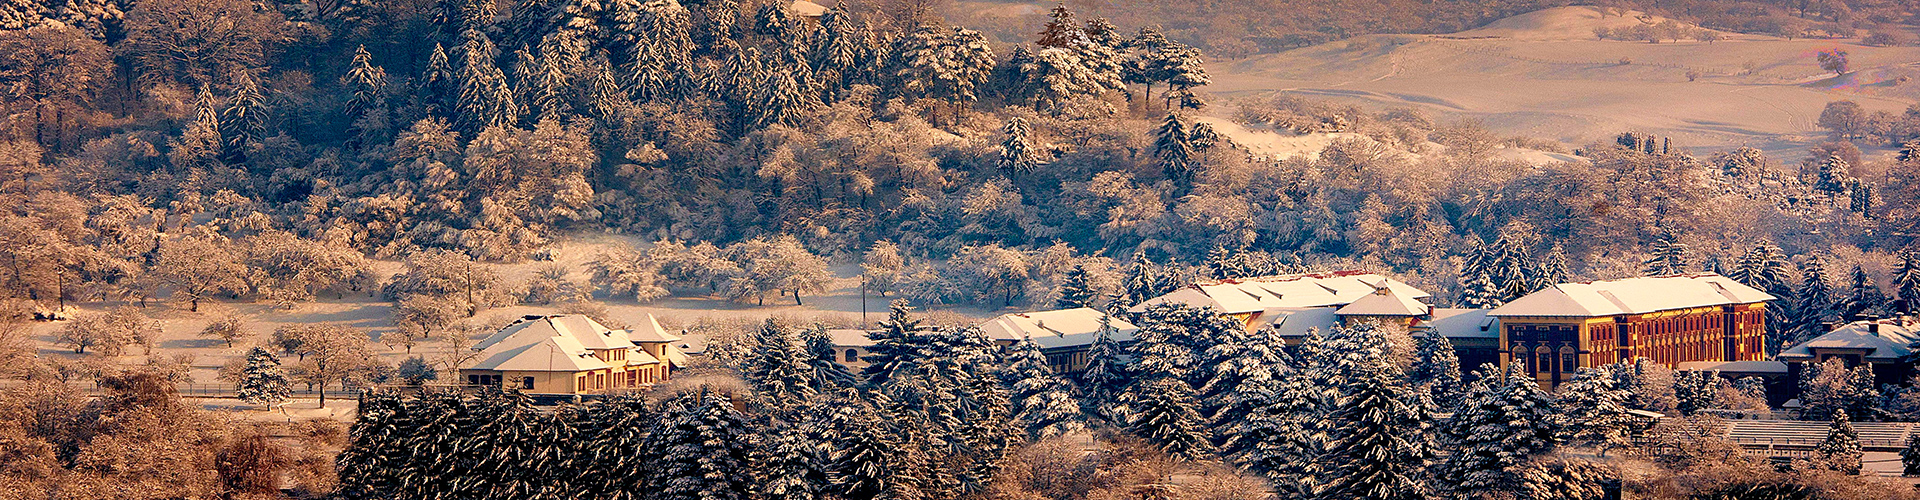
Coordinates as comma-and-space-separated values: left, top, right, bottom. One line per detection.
1559, 345, 1577, 373
845, 349, 860, 363
1534, 345, 1552, 377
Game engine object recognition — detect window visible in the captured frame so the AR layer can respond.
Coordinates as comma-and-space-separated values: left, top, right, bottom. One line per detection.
1561, 346, 1577, 371
845, 349, 860, 363
522, 377, 536, 390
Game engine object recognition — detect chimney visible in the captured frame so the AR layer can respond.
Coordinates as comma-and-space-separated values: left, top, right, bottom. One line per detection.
1871, 322, 1882, 334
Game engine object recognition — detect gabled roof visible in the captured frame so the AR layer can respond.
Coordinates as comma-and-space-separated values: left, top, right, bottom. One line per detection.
978, 308, 1139, 350
473, 335, 612, 372
1132, 271, 1431, 314
628, 313, 682, 343
1778, 320, 1919, 363
1489, 273, 1774, 317
470, 315, 656, 372
1422, 308, 1498, 339
1336, 287, 1431, 317
1258, 307, 1340, 338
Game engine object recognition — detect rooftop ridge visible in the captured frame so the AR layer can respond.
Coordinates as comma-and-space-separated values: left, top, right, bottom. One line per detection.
1193, 269, 1374, 287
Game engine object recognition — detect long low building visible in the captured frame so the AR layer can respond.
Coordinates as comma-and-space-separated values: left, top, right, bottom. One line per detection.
1132, 271, 1432, 328
461, 314, 684, 394
1489, 273, 1774, 388
977, 308, 1138, 373
1778, 318, 1918, 387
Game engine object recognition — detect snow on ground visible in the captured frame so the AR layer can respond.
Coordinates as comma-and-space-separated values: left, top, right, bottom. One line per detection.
1210, 6, 1920, 160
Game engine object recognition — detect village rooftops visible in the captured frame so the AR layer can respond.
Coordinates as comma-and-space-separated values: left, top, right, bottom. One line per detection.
1488, 273, 1774, 318
1777, 319, 1919, 363
1131, 270, 1431, 315
469, 315, 661, 372
1335, 286, 1432, 317
977, 308, 1139, 350
1423, 308, 1498, 339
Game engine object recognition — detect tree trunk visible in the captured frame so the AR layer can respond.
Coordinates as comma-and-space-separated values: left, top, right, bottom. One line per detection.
794, 292, 803, 306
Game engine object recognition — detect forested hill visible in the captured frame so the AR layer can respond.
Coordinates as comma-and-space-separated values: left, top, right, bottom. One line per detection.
0, 0, 1915, 315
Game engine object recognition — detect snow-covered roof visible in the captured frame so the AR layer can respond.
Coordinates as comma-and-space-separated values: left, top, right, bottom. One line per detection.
828, 329, 876, 347
977, 308, 1138, 350
1488, 273, 1774, 318
1421, 308, 1497, 339
1778, 319, 1919, 363
791, 0, 827, 17
469, 315, 657, 372
628, 313, 682, 343
1132, 270, 1431, 314
1258, 307, 1340, 338
1335, 287, 1431, 317
1675, 360, 1788, 374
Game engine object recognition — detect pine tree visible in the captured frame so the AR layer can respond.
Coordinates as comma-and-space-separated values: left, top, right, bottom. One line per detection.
1816, 409, 1864, 475
650, 389, 759, 500
996, 116, 1041, 177
1050, 264, 1097, 310
1816, 154, 1853, 198
1895, 250, 1920, 316
1124, 377, 1214, 461
1673, 370, 1721, 415
1794, 256, 1838, 344
1842, 264, 1886, 320
1001, 339, 1085, 440
1128, 302, 1243, 387
527, 48, 574, 122
1199, 325, 1288, 429
830, 402, 924, 500
222, 70, 268, 160
759, 429, 828, 500
1556, 366, 1635, 454
1223, 370, 1320, 492
1533, 245, 1571, 290
1409, 330, 1463, 406
1318, 348, 1431, 500
420, 43, 458, 118
862, 299, 925, 387
1436, 364, 1561, 496
1078, 315, 1128, 417
894, 25, 996, 126
801, 324, 859, 390
344, 45, 388, 121
1643, 234, 1690, 276
745, 319, 818, 413
1157, 44, 1208, 110
456, 30, 523, 132
237, 347, 292, 406
1152, 113, 1194, 186
1458, 271, 1505, 309
1035, 5, 1082, 48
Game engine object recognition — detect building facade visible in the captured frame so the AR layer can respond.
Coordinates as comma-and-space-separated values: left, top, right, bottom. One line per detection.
1488, 274, 1772, 388
461, 314, 685, 394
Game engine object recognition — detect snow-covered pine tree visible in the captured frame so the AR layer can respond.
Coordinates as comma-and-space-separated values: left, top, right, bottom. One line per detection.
222, 70, 268, 160
1053, 263, 1097, 309
1904, 433, 1920, 477
1035, 5, 1082, 48
831, 401, 925, 500
456, 30, 523, 132
1317, 347, 1431, 500
1079, 314, 1128, 417
1152, 113, 1195, 187
1842, 264, 1886, 320
1124, 377, 1215, 461
1533, 244, 1571, 291
344, 45, 388, 122
1816, 409, 1864, 475
1199, 324, 1287, 429
1643, 234, 1690, 276
1458, 269, 1505, 309
1409, 330, 1463, 406
649, 388, 759, 500
237, 347, 291, 406
1435, 364, 1561, 496
1222, 369, 1320, 494
862, 299, 925, 387
419, 43, 457, 118
334, 391, 411, 498
1158, 44, 1208, 110
53, 0, 121, 40
751, 67, 814, 130
1128, 302, 1242, 387
996, 116, 1041, 177
801, 324, 859, 390
894, 25, 996, 126
810, 3, 860, 98
745, 319, 818, 413
1895, 249, 1920, 315
1001, 338, 1085, 440
1794, 256, 1838, 344
1555, 366, 1635, 454
527, 48, 574, 122
1816, 154, 1853, 198
1673, 369, 1721, 415
758, 428, 828, 500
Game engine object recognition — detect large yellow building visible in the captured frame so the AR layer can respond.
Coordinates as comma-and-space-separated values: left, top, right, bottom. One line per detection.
461, 314, 685, 394
1489, 274, 1773, 388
